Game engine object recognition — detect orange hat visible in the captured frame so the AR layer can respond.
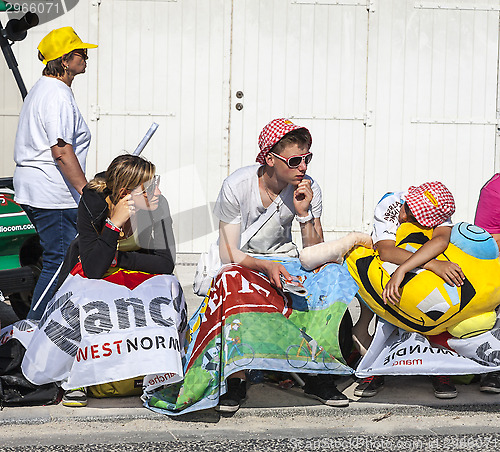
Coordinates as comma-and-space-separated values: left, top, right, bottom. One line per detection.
38, 27, 97, 65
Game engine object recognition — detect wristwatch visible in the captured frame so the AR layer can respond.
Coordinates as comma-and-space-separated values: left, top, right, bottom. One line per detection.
295, 212, 314, 224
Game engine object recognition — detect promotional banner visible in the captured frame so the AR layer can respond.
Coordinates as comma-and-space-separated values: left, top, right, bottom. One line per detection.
0, 319, 37, 348
22, 265, 187, 390
145, 257, 359, 415
356, 315, 500, 377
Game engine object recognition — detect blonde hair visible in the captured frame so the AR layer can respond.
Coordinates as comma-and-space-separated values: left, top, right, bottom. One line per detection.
87, 154, 156, 204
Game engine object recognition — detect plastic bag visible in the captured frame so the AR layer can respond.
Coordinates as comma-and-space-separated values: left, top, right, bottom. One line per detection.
0, 338, 60, 407
193, 242, 222, 297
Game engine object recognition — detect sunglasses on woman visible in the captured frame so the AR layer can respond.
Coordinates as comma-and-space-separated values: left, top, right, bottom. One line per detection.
270, 152, 313, 169
132, 175, 160, 198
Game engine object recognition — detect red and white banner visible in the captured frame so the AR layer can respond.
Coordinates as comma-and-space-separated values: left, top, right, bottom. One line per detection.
22, 267, 187, 390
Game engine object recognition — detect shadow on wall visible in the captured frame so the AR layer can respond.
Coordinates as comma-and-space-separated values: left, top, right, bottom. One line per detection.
171, 202, 218, 245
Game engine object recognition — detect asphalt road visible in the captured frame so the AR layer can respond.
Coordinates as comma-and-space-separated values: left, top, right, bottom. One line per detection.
1, 402, 500, 451
0, 436, 499, 452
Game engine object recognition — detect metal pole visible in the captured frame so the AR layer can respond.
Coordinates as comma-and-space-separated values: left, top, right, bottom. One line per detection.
133, 123, 159, 156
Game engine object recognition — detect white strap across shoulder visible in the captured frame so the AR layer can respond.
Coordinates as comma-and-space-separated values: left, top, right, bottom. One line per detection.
239, 184, 292, 249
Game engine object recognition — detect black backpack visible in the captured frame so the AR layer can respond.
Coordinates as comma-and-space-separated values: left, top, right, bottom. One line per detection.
0, 337, 61, 407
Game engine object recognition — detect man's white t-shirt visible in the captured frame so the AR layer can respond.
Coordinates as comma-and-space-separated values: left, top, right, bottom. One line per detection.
213, 164, 322, 255
13, 76, 91, 209
372, 191, 453, 244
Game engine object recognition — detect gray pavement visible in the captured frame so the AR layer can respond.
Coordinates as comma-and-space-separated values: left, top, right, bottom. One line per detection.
1, 256, 500, 448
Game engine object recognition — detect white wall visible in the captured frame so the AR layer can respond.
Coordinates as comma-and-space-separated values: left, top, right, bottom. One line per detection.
364, 0, 500, 228
1, 0, 499, 252
230, 0, 369, 237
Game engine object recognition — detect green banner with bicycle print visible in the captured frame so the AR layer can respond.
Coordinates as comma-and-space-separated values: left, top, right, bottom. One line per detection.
145, 257, 359, 415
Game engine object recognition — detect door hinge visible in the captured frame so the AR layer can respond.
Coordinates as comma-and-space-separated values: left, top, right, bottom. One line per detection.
90, 104, 100, 121
363, 110, 373, 127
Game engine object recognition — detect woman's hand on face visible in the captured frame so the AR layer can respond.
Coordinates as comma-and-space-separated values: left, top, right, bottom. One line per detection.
109, 194, 133, 228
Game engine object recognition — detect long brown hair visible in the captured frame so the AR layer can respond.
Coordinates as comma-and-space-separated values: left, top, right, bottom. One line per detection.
87, 154, 156, 204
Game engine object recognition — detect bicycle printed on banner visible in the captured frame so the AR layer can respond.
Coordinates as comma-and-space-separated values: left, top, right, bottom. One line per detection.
286, 328, 340, 370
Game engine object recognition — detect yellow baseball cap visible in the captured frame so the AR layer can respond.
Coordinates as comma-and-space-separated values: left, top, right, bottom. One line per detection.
38, 26, 97, 65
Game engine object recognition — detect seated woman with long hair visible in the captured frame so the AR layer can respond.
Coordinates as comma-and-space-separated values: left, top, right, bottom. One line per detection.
77, 154, 175, 279
21, 155, 187, 408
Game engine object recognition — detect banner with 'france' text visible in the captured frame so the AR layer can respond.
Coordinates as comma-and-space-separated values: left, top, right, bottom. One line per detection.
22, 267, 187, 390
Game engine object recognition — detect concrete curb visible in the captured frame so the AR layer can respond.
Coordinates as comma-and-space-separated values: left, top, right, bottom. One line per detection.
1, 386, 500, 426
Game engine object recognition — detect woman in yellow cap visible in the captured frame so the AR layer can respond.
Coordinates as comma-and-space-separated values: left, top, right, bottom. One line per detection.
13, 27, 97, 321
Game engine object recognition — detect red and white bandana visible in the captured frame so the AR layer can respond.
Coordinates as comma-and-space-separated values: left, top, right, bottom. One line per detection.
256, 118, 310, 164
406, 181, 455, 228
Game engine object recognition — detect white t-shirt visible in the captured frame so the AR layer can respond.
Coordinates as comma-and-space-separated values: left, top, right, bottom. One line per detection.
213, 164, 322, 255
13, 76, 91, 209
372, 191, 453, 244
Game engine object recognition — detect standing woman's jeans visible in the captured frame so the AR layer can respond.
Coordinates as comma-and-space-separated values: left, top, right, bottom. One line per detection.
21, 205, 78, 321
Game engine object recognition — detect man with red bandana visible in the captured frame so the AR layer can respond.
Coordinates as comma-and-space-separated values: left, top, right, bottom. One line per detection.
213, 118, 349, 412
